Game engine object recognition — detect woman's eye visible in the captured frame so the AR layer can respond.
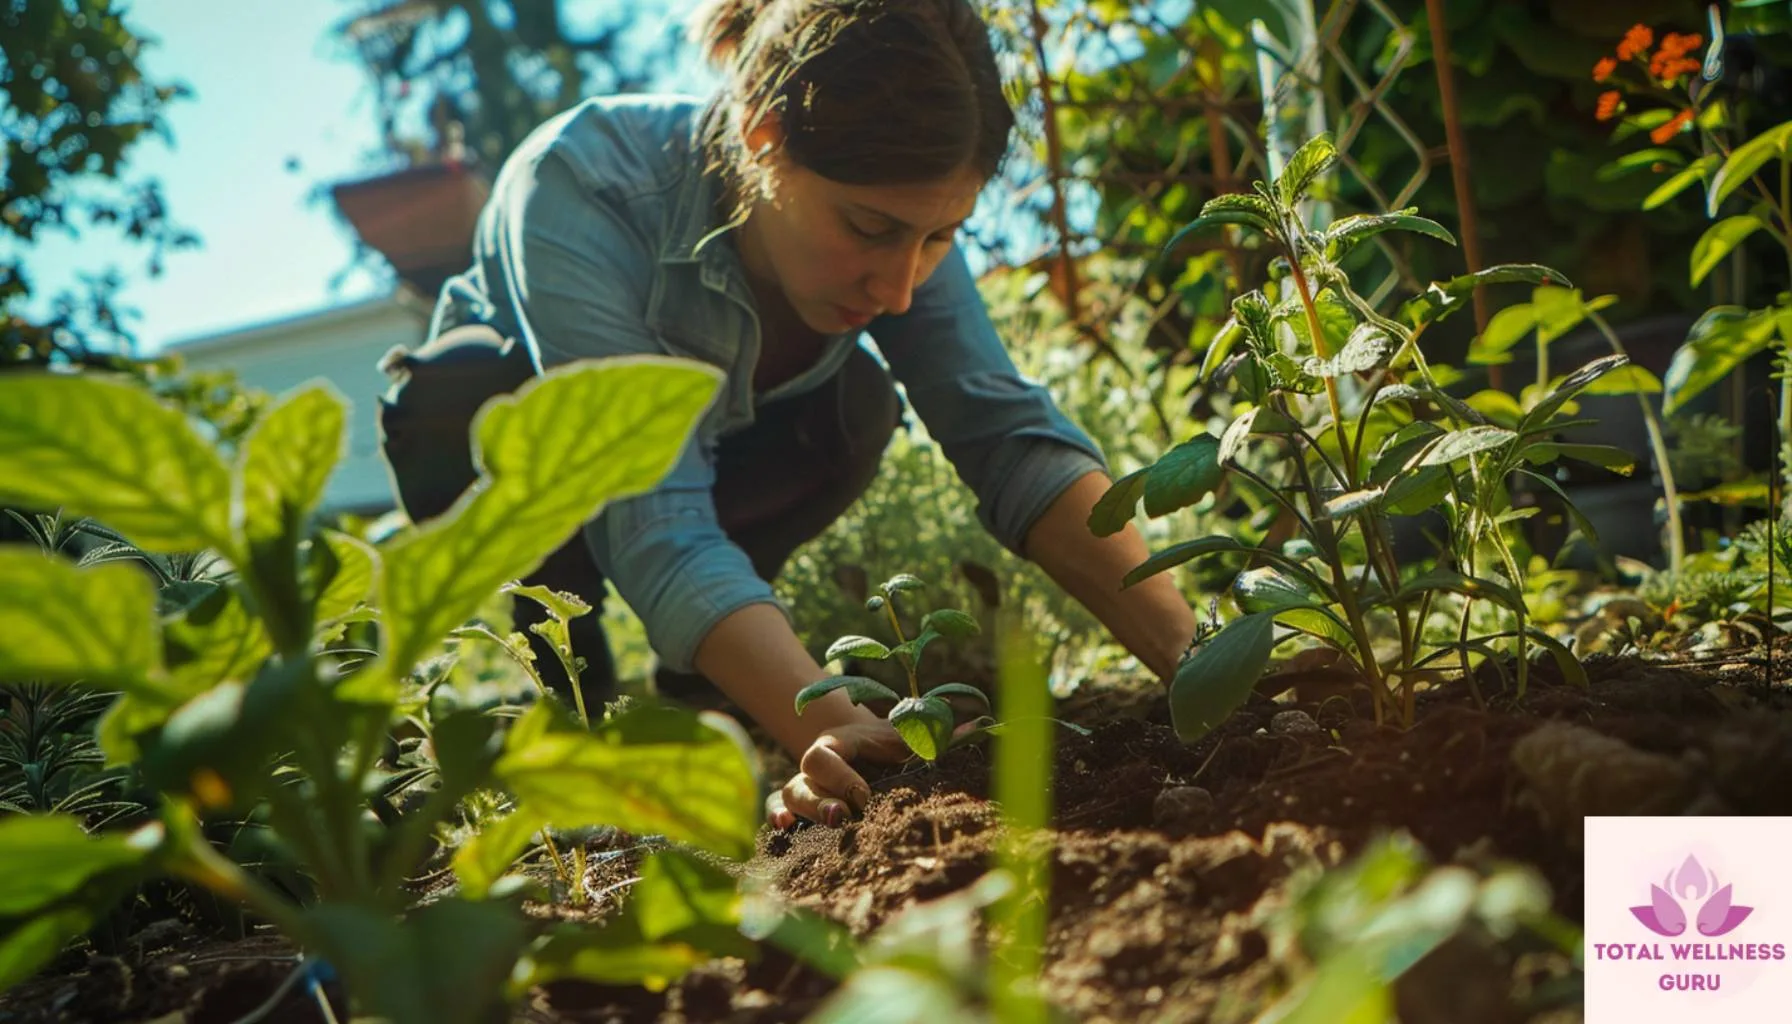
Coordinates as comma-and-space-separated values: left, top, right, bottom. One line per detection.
849, 221, 891, 241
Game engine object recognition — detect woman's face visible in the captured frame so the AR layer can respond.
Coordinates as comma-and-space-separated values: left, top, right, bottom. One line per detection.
739, 153, 984, 334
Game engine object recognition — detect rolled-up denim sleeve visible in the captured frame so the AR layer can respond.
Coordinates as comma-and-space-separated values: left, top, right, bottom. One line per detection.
870, 245, 1109, 553
482, 152, 783, 671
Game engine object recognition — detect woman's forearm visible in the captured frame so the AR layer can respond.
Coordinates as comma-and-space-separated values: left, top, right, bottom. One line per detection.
691, 602, 879, 757
1022, 470, 1198, 682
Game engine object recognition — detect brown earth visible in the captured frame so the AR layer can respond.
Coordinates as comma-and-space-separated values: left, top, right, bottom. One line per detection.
7, 646, 1790, 1024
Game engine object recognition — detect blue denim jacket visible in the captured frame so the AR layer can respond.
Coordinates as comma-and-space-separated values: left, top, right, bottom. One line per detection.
430, 93, 1107, 672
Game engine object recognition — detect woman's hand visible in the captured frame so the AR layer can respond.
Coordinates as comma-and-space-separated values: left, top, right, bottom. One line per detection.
765, 719, 912, 829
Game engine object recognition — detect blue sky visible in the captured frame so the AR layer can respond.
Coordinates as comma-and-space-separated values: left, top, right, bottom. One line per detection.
26, 1, 699, 354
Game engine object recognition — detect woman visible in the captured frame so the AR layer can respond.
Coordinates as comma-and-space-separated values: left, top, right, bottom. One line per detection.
378, 0, 1197, 829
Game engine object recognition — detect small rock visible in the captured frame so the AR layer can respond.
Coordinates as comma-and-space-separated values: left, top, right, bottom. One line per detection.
1270, 710, 1322, 736
1153, 785, 1214, 827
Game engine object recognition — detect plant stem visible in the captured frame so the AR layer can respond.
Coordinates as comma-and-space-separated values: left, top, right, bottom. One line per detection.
882, 596, 919, 698
1586, 310, 1685, 575
1288, 259, 1356, 487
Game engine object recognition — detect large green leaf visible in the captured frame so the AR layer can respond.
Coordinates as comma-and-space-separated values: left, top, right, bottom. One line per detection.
494, 700, 758, 860
1170, 612, 1278, 742
1467, 303, 1537, 364
1123, 536, 1247, 587
794, 675, 902, 713
890, 696, 954, 763
1143, 433, 1224, 516
1663, 306, 1780, 413
306, 898, 527, 1024
0, 374, 234, 554
0, 815, 154, 917
1324, 210, 1454, 259
1707, 119, 1792, 216
1690, 214, 1769, 286
0, 550, 162, 692
1305, 323, 1393, 377
1, 907, 96, 995
139, 659, 317, 811
161, 584, 272, 696
1397, 265, 1566, 329
1164, 193, 1280, 256
315, 530, 377, 626
920, 608, 979, 641
379, 358, 721, 681
234, 384, 344, 546
1087, 468, 1148, 537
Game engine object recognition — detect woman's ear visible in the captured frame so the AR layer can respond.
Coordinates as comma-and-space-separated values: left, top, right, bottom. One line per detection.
744, 109, 785, 161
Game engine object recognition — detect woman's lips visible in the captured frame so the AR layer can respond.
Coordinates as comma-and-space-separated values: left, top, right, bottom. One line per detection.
835, 305, 876, 328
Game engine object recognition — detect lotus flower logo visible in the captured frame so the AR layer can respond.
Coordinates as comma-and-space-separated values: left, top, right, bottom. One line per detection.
1631, 855, 1754, 937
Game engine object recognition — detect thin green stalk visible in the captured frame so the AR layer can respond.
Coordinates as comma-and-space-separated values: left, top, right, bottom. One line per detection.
1288, 259, 1357, 486
881, 597, 919, 697
1585, 310, 1685, 575
1289, 446, 1387, 714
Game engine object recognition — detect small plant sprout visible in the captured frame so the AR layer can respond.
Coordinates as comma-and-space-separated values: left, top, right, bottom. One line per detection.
794, 573, 987, 762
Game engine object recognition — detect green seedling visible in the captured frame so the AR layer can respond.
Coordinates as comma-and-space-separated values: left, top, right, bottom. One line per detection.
793, 573, 987, 762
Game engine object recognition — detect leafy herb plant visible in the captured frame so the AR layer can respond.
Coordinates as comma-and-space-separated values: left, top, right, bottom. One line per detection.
794, 573, 986, 762
0, 358, 766, 1022
1098, 134, 1641, 742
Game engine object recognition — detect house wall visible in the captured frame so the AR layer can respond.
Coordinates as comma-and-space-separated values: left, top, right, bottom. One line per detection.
169, 293, 430, 515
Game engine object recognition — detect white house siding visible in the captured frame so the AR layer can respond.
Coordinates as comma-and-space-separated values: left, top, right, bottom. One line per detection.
169, 292, 430, 514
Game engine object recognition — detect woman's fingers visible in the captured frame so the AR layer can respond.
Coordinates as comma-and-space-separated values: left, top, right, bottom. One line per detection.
764, 790, 796, 830
801, 736, 872, 813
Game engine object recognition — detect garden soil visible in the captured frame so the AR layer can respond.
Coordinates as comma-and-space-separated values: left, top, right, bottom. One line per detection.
6, 645, 1791, 1024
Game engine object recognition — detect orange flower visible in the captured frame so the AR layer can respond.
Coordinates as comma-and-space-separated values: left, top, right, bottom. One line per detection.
1593, 57, 1618, 82
1596, 90, 1623, 122
1659, 32, 1702, 56
1651, 55, 1702, 82
1617, 24, 1654, 61
1650, 107, 1695, 144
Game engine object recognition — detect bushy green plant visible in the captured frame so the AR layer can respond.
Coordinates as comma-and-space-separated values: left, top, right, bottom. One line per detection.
1100, 134, 1645, 741
0, 359, 770, 1021
795, 574, 988, 763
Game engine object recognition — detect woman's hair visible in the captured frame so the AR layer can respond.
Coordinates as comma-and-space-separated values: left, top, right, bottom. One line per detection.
690, 0, 1014, 212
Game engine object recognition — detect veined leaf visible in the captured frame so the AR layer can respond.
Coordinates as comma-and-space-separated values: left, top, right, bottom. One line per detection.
920, 609, 980, 641
1276, 134, 1337, 207
881, 573, 925, 596
1164, 207, 1277, 256
889, 696, 954, 762
494, 701, 758, 861
1234, 565, 1334, 613
1398, 265, 1566, 329
1324, 210, 1455, 259
503, 582, 593, 623
1143, 433, 1224, 517
825, 636, 891, 663
1690, 215, 1768, 286
1305, 323, 1394, 377
0, 550, 162, 693
234, 384, 345, 546
379, 358, 721, 683
922, 682, 990, 710
1170, 612, 1278, 742
1088, 468, 1148, 538
316, 530, 377, 627
0, 374, 233, 554
794, 676, 902, 713
1419, 426, 1516, 467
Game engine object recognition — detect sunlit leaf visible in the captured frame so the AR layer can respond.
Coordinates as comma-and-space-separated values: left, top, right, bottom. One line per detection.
0, 374, 233, 553
1143, 433, 1224, 516
825, 636, 891, 662
1707, 119, 1792, 216
890, 696, 954, 762
1663, 306, 1778, 413
234, 384, 344, 546
379, 358, 721, 682
1690, 214, 1768, 286
1170, 612, 1278, 742
1419, 426, 1516, 467
0, 550, 162, 692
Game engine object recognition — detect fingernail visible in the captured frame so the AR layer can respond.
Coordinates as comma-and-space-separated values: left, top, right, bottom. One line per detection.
822, 801, 845, 827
